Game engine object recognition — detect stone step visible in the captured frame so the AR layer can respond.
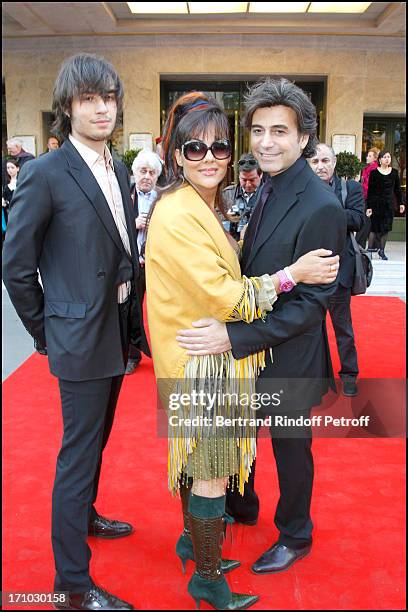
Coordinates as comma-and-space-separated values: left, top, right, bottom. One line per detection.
371, 260, 405, 265
366, 287, 405, 295
370, 275, 405, 282
368, 278, 405, 284
370, 260, 405, 265
371, 270, 405, 277
369, 262, 405, 279
364, 257, 406, 297
363, 290, 405, 297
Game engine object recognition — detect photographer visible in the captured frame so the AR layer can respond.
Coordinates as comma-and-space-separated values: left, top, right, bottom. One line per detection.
222, 152, 262, 240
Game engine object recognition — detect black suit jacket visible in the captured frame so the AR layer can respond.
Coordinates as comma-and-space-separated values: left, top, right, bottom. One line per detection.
2, 139, 150, 381
227, 158, 347, 413
130, 183, 139, 218
333, 174, 365, 288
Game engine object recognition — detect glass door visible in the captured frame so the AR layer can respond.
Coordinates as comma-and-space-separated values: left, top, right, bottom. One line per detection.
2, 79, 7, 156
160, 79, 325, 186
363, 116, 406, 211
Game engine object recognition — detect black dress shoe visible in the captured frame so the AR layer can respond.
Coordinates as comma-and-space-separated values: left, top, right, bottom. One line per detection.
88, 514, 134, 539
251, 543, 311, 574
54, 585, 134, 610
342, 378, 358, 397
125, 358, 141, 375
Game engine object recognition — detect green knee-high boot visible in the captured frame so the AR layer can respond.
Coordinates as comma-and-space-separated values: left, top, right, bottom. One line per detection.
175, 479, 240, 575
187, 494, 259, 611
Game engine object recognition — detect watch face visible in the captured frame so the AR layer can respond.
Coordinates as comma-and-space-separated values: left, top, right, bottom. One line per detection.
281, 281, 294, 293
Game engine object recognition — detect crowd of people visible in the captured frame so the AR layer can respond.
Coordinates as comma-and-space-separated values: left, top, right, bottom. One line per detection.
1, 52, 405, 611
2, 136, 59, 242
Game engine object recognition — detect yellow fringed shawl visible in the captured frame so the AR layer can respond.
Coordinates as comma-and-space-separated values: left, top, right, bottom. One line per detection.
145, 185, 272, 495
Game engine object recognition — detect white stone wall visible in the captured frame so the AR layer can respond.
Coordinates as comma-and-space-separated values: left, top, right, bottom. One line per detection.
3, 35, 405, 155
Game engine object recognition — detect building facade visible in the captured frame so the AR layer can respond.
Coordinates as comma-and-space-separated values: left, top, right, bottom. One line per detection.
2, 2, 406, 218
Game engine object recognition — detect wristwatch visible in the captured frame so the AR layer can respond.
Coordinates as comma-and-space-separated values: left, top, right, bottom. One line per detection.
276, 267, 297, 293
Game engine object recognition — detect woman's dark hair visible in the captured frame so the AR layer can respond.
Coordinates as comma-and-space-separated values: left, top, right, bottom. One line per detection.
51, 53, 124, 141
243, 77, 318, 158
6, 158, 19, 181
378, 150, 391, 164
157, 92, 230, 216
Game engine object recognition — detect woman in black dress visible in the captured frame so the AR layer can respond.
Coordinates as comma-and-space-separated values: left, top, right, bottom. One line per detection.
2, 158, 20, 244
366, 150, 405, 260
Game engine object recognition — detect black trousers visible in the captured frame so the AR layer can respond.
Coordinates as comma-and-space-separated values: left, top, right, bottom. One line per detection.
128, 266, 146, 362
328, 285, 359, 380
52, 299, 130, 592
226, 412, 314, 549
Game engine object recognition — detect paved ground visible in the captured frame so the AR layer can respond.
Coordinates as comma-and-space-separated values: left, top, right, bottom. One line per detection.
2, 242, 406, 381
2, 288, 38, 381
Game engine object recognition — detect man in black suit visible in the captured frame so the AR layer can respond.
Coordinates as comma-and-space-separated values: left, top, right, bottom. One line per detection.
125, 149, 162, 375
177, 78, 346, 574
3, 54, 149, 610
309, 143, 365, 397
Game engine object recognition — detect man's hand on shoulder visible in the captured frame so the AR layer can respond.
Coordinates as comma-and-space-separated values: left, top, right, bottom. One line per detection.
176, 318, 231, 355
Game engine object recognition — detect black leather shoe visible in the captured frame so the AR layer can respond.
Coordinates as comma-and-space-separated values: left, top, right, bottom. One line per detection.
251, 543, 311, 574
54, 585, 134, 610
88, 514, 134, 539
342, 378, 358, 397
125, 358, 141, 375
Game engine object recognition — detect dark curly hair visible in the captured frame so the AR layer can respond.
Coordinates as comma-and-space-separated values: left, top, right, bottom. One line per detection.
51, 53, 124, 141
243, 77, 318, 158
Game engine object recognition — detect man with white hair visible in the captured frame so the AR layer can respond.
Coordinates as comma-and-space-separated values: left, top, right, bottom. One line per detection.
6, 137, 35, 167
125, 148, 162, 374
308, 143, 365, 397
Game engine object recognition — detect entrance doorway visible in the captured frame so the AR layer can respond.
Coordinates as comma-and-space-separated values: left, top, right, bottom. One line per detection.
160, 77, 325, 184
42, 111, 55, 154
2, 78, 7, 155
362, 115, 406, 212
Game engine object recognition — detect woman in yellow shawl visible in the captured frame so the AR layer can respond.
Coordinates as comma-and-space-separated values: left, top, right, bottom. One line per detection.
145, 93, 339, 610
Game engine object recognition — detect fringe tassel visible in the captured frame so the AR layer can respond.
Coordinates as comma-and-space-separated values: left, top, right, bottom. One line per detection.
168, 275, 273, 496
227, 275, 263, 323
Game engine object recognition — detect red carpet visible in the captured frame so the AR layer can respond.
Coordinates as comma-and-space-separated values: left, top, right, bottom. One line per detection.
2, 296, 406, 610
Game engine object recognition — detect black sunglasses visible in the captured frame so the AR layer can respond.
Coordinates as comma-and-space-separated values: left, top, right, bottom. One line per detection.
182, 139, 232, 162
238, 158, 257, 167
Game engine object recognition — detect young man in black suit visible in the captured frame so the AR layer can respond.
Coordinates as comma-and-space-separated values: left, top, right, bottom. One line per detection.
3, 54, 150, 610
309, 143, 365, 398
177, 78, 346, 575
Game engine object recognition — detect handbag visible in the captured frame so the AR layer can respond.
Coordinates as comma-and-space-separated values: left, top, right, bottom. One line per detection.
340, 179, 373, 296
